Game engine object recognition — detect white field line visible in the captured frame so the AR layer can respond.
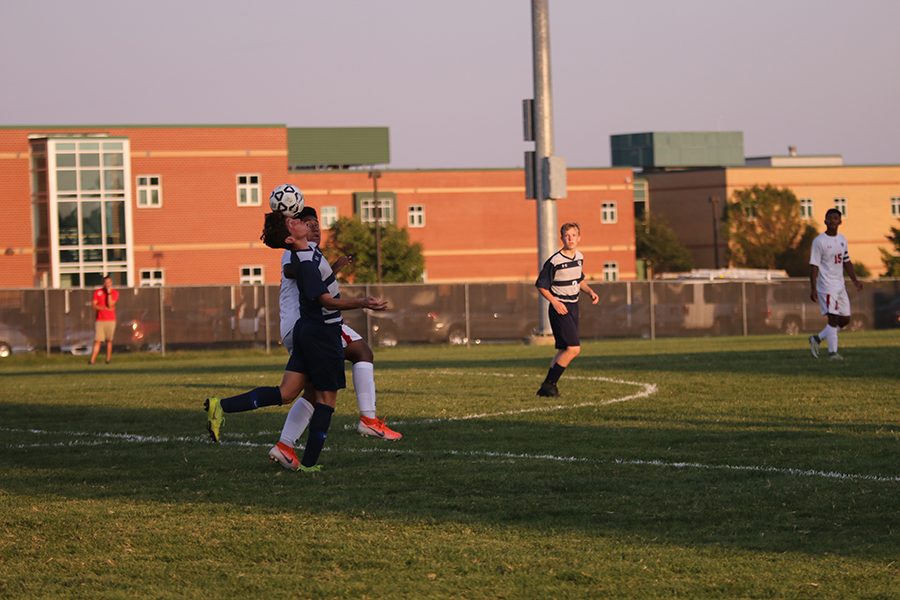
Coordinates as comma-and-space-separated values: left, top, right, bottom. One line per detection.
366, 370, 659, 426
2, 426, 898, 483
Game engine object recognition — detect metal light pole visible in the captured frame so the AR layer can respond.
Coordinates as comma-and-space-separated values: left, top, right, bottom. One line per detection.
532, 0, 558, 336
369, 169, 382, 283
709, 196, 720, 269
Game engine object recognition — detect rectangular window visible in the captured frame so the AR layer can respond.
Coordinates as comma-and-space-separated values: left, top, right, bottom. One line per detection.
355, 192, 396, 224
240, 265, 264, 285
136, 175, 162, 208
891, 196, 900, 217
834, 197, 847, 216
320, 206, 338, 229
603, 262, 619, 281
408, 205, 425, 227
236, 174, 261, 206
601, 201, 617, 224
799, 198, 814, 219
139, 269, 165, 287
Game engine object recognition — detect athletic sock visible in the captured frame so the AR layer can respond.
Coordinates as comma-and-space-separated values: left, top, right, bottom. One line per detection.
824, 325, 838, 354
220, 386, 282, 413
280, 397, 315, 446
544, 363, 566, 386
301, 404, 335, 468
818, 325, 830, 341
352, 361, 377, 419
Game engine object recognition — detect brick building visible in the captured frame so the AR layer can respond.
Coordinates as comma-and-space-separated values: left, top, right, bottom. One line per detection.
615, 132, 900, 275
0, 125, 637, 289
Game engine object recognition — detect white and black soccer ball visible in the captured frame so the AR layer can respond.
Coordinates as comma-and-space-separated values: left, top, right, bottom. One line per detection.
269, 183, 305, 218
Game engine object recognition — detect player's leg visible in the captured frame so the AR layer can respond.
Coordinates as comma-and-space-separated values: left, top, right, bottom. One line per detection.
205, 370, 305, 443
269, 380, 314, 471
538, 305, 579, 397
343, 328, 402, 440
299, 390, 336, 471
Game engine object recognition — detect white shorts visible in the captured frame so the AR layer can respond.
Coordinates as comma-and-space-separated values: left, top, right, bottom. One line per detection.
283, 323, 362, 354
817, 288, 851, 317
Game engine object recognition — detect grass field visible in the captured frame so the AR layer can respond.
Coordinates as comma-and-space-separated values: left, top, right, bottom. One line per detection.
1, 331, 898, 599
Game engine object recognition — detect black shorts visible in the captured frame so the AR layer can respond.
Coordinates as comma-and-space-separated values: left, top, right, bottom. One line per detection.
549, 300, 580, 349
285, 320, 346, 392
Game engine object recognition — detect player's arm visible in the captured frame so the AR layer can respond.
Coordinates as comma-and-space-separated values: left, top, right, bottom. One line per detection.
579, 280, 599, 304
318, 293, 387, 312
331, 255, 352, 274
538, 286, 568, 315
844, 260, 863, 291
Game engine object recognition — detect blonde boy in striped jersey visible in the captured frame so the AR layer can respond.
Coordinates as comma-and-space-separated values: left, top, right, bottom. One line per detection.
534, 222, 599, 397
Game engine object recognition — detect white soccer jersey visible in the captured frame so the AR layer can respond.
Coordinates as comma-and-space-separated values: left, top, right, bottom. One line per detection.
810, 232, 849, 294
279, 247, 302, 342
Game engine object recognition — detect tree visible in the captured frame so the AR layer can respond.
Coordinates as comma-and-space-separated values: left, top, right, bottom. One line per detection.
635, 216, 693, 275
724, 184, 807, 271
880, 222, 900, 277
775, 223, 818, 277
321, 217, 425, 283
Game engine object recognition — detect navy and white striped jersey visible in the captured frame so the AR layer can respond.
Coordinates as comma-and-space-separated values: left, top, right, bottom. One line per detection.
282, 242, 343, 326
535, 249, 584, 303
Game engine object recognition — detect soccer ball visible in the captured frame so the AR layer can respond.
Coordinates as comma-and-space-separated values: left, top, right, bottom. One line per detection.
269, 183, 305, 218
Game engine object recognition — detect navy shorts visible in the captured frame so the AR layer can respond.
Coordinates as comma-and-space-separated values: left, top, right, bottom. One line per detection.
549, 300, 580, 349
285, 320, 346, 392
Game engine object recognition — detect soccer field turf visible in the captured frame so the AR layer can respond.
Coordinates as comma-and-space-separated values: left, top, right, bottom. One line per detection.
1, 332, 898, 598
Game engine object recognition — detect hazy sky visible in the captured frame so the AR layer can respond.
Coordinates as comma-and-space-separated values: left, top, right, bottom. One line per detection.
2, 0, 898, 169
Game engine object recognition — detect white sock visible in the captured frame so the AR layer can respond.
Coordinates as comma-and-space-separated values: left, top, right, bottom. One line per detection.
280, 397, 314, 446
817, 325, 829, 341
352, 361, 377, 418
825, 325, 839, 354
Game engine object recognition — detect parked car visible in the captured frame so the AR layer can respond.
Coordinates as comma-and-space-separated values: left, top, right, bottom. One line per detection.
758, 284, 868, 334
0, 322, 36, 358
874, 293, 900, 329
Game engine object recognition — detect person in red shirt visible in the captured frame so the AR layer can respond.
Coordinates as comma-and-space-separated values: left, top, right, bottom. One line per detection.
89, 276, 119, 365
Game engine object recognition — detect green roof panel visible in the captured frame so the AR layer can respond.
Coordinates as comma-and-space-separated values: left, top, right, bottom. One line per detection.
288, 127, 389, 168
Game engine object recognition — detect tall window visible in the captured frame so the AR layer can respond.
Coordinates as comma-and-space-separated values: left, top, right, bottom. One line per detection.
601, 201, 618, 224
240, 266, 264, 285
891, 196, 900, 217
408, 205, 425, 227
139, 269, 165, 287
42, 138, 131, 288
603, 262, 619, 281
136, 176, 162, 208
834, 197, 847, 216
236, 174, 261, 206
799, 198, 814, 219
320, 206, 338, 229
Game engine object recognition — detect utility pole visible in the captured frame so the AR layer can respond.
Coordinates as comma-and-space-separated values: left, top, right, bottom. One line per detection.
370, 169, 382, 283
709, 196, 720, 269
526, 0, 565, 336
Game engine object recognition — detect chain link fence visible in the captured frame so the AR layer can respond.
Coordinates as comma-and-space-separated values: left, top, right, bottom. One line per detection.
1, 279, 898, 357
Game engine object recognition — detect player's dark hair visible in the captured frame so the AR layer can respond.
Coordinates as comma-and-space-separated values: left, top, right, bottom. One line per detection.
825, 208, 842, 219
261, 212, 291, 249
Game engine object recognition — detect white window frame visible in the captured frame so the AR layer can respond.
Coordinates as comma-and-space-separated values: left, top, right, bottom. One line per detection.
799, 198, 814, 219
408, 205, 425, 228
834, 197, 847, 216
320, 206, 339, 229
236, 174, 261, 207
601, 201, 618, 224
891, 196, 900, 218
136, 175, 162, 208
240, 265, 264, 285
603, 262, 619, 282
139, 268, 165, 287
360, 197, 394, 225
